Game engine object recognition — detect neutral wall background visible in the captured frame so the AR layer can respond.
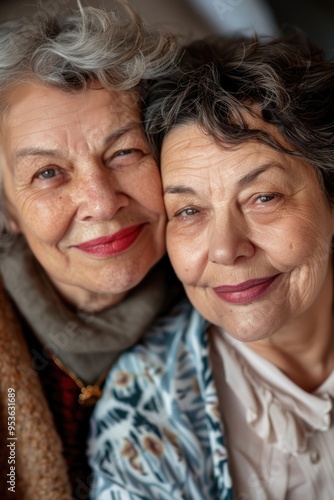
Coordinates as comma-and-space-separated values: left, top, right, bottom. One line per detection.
0, 0, 333, 52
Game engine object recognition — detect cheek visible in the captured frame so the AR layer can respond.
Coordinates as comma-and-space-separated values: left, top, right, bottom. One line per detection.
166, 228, 207, 284
256, 213, 333, 271
17, 195, 71, 243
289, 217, 333, 294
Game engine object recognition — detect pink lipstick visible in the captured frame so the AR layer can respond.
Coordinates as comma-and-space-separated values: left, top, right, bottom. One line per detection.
213, 274, 280, 304
76, 224, 144, 257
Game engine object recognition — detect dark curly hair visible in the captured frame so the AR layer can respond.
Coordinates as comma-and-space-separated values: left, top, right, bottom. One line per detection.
145, 33, 334, 203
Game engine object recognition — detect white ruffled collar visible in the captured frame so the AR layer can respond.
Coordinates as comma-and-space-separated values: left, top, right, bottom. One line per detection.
212, 326, 334, 454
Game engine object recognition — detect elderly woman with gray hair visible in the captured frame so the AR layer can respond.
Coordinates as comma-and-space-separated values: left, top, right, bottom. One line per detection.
89, 34, 334, 499
0, 3, 179, 498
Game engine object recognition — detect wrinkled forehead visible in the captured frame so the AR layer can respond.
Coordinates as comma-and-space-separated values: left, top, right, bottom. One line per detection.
0, 82, 142, 156
160, 117, 319, 190
0, 81, 140, 135
162, 111, 283, 151
5, 82, 138, 120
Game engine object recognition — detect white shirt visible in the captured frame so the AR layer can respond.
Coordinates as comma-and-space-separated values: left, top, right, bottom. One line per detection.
210, 326, 334, 500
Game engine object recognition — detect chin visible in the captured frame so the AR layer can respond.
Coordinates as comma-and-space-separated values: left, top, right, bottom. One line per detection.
226, 329, 273, 344
108, 264, 156, 294
206, 305, 278, 342
219, 316, 282, 344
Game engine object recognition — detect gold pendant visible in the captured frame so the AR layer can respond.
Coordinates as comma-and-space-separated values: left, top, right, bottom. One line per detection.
78, 385, 102, 406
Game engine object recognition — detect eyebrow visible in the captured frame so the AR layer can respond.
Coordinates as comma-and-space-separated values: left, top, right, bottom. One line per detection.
103, 123, 139, 147
14, 147, 60, 161
164, 185, 196, 195
237, 163, 285, 187
164, 163, 286, 196
12, 122, 140, 165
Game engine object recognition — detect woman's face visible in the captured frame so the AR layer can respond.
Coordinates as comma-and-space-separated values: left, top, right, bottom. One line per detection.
1, 83, 166, 310
161, 122, 334, 342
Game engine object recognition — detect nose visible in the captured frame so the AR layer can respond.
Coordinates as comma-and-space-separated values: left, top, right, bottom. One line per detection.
208, 209, 255, 265
74, 167, 129, 222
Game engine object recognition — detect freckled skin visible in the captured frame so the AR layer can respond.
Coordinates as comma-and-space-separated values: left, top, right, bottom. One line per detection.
1, 83, 166, 311
161, 122, 334, 356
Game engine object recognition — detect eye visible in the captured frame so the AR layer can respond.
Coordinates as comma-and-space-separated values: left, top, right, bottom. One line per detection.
36, 167, 60, 180
109, 148, 146, 167
115, 149, 139, 157
175, 207, 199, 218
248, 192, 283, 213
256, 193, 277, 203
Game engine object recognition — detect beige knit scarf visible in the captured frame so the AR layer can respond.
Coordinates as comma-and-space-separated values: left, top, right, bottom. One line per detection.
0, 276, 71, 499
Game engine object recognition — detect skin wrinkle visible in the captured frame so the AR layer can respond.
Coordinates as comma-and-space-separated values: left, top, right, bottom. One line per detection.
12, 125, 139, 168
162, 121, 334, 391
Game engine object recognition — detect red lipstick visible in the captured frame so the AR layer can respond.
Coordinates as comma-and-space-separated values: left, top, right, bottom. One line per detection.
76, 224, 144, 257
213, 274, 280, 304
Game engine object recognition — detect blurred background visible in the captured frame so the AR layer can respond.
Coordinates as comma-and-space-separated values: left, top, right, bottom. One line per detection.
0, 0, 333, 54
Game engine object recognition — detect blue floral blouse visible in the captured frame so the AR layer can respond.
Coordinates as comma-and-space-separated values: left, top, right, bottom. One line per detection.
88, 300, 233, 499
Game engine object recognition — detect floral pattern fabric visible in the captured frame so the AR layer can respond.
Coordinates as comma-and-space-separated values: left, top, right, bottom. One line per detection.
88, 300, 233, 499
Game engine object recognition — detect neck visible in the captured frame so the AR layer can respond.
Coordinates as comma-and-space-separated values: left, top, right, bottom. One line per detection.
248, 267, 334, 392
50, 280, 128, 313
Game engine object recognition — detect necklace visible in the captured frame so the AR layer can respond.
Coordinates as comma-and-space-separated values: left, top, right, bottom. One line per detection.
50, 353, 110, 406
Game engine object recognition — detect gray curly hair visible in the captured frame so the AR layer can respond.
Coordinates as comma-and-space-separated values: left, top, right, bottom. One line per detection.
0, 1, 178, 243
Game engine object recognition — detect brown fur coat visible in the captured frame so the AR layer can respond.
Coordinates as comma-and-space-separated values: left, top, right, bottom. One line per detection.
0, 277, 71, 499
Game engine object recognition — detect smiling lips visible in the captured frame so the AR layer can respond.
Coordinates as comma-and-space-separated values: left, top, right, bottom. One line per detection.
76, 224, 145, 257
213, 274, 280, 304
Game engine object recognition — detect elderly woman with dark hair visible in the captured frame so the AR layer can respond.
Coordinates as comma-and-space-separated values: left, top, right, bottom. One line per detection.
89, 34, 334, 499
0, 3, 180, 499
